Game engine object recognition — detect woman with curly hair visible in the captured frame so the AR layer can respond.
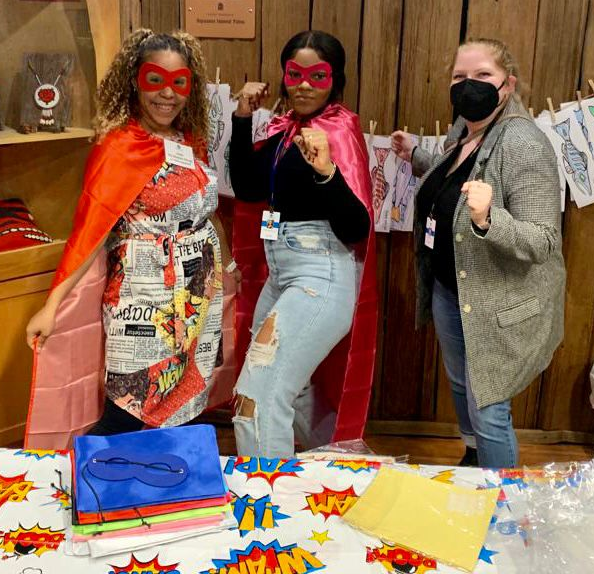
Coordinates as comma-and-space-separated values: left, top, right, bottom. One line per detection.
25, 30, 235, 443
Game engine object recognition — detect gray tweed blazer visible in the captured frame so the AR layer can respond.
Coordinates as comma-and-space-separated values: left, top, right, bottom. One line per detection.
412, 96, 566, 409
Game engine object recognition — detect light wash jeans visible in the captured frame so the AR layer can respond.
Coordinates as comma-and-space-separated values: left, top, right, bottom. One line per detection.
432, 278, 518, 468
233, 221, 357, 457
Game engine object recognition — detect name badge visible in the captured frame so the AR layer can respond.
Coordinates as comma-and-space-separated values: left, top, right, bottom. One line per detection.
424, 216, 436, 249
260, 210, 281, 241
164, 139, 195, 169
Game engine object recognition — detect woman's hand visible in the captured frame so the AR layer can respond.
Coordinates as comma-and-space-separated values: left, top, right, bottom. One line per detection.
391, 130, 416, 163
294, 128, 334, 176
26, 305, 57, 351
461, 179, 493, 228
228, 267, 242, 294
235, 82, 269, 117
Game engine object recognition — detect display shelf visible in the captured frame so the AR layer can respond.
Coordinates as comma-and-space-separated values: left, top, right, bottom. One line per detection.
0, 0, 120, 447
0, 240, 66, 284
0, 127, 94, 146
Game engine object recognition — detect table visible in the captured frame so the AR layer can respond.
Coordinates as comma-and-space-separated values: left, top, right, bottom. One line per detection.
0, 448, 535, 573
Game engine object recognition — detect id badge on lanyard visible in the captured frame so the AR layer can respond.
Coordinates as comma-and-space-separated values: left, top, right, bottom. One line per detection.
260, 210, 281, 240
425, 216, 436, 249
261, 135, 289, 241
164, 139, 195, 169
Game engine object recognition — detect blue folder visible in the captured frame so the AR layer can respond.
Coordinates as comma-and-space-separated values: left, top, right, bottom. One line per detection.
74, 425, 226, 514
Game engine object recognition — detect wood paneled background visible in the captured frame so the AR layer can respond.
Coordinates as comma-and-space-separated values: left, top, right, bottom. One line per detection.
121, 0, 594, 439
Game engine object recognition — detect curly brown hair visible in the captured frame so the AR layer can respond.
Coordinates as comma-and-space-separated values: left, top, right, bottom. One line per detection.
93, 29, 209, 148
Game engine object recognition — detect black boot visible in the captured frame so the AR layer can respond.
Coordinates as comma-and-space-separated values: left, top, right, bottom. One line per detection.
458, 446, 478, 467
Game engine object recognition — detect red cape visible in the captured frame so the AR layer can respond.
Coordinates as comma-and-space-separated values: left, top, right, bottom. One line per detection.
52, 121, 208, 289
232, 103, 378, 441
25, 122, 235, 449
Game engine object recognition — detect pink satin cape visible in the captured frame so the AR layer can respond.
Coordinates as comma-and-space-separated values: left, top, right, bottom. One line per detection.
25, 122, 236, 449
232, 102, 378, 442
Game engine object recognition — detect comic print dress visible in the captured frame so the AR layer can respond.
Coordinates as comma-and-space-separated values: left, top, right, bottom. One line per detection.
102, 145, 223, 428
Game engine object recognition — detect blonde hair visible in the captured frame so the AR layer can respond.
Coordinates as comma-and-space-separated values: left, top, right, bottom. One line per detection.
454, 38, 523, 98
93, 29, 209, 148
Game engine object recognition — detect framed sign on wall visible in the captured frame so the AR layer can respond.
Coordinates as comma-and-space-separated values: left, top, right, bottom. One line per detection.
185, 0, 256, 39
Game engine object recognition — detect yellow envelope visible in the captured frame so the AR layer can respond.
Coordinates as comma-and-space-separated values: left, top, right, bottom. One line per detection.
343, 467, 498, 572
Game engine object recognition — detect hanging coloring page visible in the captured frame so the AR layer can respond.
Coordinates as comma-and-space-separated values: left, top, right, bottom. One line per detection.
206, 83, 237, 197
391, 134, 419, 232
542, 104, 594, 208
419, 134, 447, 158
534, 111, 569, 211
365, 134, 397, 233
579, 95, 594, 160
252, 107, 273, 144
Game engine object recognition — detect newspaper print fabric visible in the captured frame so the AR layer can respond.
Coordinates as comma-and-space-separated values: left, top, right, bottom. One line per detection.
0, 447, 562, 574
103, 158, 223, 428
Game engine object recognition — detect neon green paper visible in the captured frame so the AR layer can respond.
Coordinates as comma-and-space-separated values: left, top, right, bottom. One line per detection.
72, 503, 231, 535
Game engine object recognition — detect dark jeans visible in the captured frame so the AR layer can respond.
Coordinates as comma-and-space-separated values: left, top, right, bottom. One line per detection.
432, 278, 518, 468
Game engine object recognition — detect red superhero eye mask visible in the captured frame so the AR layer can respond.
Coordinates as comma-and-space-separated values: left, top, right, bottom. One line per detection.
284, 60, 333, 89
137, 62, 192, 96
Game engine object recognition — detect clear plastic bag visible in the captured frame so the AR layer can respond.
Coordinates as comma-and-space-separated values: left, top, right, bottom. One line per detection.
298, 438, 408, 464
501, 459, 594, 572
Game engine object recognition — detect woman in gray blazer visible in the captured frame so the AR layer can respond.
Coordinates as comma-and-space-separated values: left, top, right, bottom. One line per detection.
391, 38, 565, 468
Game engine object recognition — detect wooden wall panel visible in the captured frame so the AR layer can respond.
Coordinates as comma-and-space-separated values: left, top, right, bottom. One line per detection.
311, 0, 363, 112
581, 0, 594, 93
397, 0, 464, 132
531, 0, 589, 109
538, 198, 594, 433
532, 0, 594, 434
358, 0, 404, 419
189, 0, 262, 89
380, 0, 463, 421
120, 0, 142, 40
358, 0, 402, 132
141, 0, 180, 33
465, 0, 539, 96
261, 0, 310, 103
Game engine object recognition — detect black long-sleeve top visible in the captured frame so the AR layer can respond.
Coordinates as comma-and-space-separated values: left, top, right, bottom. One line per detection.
229, 114, 370, 244
417, 145, 478, 293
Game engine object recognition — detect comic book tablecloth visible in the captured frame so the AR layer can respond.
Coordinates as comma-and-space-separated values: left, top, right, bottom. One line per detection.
0, 448, 534, 574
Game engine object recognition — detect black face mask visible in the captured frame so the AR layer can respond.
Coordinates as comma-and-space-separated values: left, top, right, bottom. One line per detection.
450, 79, 506, 122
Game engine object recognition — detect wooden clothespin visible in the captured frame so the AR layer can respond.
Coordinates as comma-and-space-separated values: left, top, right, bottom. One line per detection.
271, 97, 282, 115
214, 66, 221, 92
588, 79, 594, 95
435, 120, 440, 140
419, 126, 424, 145
528, 107, 534, 119
547, 97, 556, 123
577, 90, 583, 108
447, 123, 452, 132
403, 125, 408, 133
369, 120, 377, 137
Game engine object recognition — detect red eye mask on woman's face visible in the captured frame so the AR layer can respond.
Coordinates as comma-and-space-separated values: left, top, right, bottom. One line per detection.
284, 60, 333, 89
137, 62, 192, 96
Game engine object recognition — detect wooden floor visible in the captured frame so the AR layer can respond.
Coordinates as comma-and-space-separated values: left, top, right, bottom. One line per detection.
9, 425, 592, 467
214, 425, 594, 466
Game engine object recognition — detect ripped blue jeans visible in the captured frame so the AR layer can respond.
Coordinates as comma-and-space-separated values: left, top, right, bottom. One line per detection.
233, 221, 357, 458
